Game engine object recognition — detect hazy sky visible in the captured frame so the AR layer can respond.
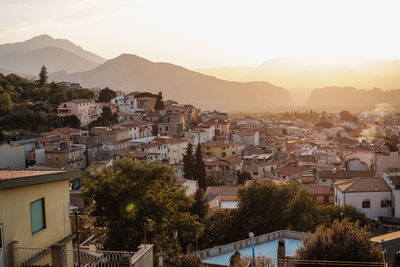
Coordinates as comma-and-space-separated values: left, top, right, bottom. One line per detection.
1, 0, 400, 69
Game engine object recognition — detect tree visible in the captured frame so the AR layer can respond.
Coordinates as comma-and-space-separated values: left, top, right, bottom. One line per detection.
339, 110, 358, 123
98, 87, 117, 103
89, 106, 118, 127
62, 115, 81, 129
0, 92, 13, 112
296, 219, 383, 263
190, 188, 208, 222
317, 204, 369, 227
183, 143, 194, 179
155, 91, 164, 110
193, 144, 206, 190
230, 250, 241, 266
81, 159, 203, 266
38, 65, 48, 87
176, 255, 202, 267
237, 171, 252, 185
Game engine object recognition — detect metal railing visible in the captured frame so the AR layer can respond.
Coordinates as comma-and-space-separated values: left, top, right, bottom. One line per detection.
65, 248, 136, 267
15, 247, 52, 267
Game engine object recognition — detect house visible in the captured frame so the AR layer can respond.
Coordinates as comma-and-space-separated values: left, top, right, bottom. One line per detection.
111, 92, 138, 114
133, 137, 188, 165
315, 170, 376, 186
0, 170, 79, 267
57, 100, 100, 126
135, 93, 158, 113
157, 111, 185, 138
50, 127, 88, 142
175, 178, 198, 196
302, 184, 334, 205
242, 165, 264, 179
201, 141, 242, 158
118, 121, 153, 140
205, 186, 239, 211
232, 130, 259, 147
41, 146, 85, 170
91, 126, 130, 152
334, 176, 392, 218
275, 166, 312, 183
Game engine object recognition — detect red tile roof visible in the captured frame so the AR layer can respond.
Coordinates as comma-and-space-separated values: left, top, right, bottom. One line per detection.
205, 186, 239, 196
318, 170, 376, 179
335, 176, 391, 193
276, 166, 310, 176
0, 169, 65, 180
302, 184, 333, 195
53, 127, 83, 135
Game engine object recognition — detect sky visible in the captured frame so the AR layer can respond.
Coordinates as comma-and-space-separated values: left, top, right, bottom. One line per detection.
1, 0, 400, 69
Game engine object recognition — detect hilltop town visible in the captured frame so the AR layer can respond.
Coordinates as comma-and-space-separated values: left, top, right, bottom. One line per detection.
1, 69, 400, 266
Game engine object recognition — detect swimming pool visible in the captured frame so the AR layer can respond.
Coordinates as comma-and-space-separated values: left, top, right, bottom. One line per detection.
202, 238, 302, 266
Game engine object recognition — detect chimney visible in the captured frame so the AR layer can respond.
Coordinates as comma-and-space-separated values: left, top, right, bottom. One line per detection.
278, 239, 285, 267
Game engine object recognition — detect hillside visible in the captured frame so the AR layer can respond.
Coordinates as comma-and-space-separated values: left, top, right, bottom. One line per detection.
0, 35, 105, 76
50, 54, 292, 112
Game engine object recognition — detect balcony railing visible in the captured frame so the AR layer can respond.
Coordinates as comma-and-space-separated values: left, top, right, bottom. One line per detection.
15, 247, 52, 267
64, 248, 136, 267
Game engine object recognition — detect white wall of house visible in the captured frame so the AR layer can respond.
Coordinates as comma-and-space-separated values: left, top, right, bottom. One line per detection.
347, 159, 369, 171
335, 188, 392, 218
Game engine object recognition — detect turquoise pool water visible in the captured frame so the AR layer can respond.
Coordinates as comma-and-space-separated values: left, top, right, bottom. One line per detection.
202, 238, 302, 266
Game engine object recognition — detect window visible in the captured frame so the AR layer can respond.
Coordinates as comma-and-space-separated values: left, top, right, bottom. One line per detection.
55, 156, 58, 160
324, 195, 329, 203
381, 200, 392, 208
30, 198, 46, 234
362, 200, 370, 208
322, 179, 326, 183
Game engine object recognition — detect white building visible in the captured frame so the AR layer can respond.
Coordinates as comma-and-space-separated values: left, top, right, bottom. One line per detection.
334, 176, 392, 219
232, 130, 259, 147
118, 121, 153, 140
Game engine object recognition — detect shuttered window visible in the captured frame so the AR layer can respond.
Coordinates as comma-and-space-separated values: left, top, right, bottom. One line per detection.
30, 198, 46, 234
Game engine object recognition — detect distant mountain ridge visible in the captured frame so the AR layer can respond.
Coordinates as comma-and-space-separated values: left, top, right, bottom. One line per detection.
307, 86, 400, 109
197, 58, 400, 90
50, 54, 292, 112
0, 35, 106, 76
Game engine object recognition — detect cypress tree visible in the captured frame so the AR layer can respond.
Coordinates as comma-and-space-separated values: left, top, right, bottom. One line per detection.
39, 65, 48, 87
183, 143, 194, 179
193, 143, 206, 189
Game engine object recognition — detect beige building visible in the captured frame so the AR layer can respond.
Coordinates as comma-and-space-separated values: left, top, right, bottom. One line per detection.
0, 170, 79, 267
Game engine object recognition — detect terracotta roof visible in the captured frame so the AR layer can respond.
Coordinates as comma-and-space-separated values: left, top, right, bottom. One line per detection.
276, 166, 310, 176
118, 121, 151, 128
205, 186, 238, 196
302, 184, 333, 195
221, 155, 242, 165
201, 141, 237, 147
53, 127, 82, 135
37, 135, 63, 143
204, 160, 230, 167
335, 176, 391, 193
242, 165, 260, 172
0, 169, 65, 180
245, 178, 286, 186
318, 170, 376, 179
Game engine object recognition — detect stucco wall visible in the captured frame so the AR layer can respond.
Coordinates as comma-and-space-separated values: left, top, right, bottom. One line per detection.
0, 144, 25, 169
0, 180, 72, 266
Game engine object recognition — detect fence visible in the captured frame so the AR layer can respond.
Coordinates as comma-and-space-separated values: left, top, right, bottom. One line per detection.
64, 248, 136, 267
235, 259, 386, 267
14, 247, 52, 267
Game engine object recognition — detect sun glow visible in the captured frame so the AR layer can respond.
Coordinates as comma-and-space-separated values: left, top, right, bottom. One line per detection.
1, 0, 400, 68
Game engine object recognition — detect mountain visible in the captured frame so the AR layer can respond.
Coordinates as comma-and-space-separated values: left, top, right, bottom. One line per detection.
307, 86, 400, 111
0, 35, 106, 76
197, 57, 400, 91
195, 66, 254, 82
50, 54, 292, 112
